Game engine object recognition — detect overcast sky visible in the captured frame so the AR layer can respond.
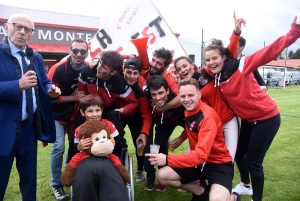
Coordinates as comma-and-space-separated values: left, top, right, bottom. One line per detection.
1, 0, 300, 57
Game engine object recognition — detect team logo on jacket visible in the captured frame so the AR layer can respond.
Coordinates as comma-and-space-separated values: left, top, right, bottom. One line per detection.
189, 121, 196, 130
106, 84, 112, 90
223, 72, 228, 79
198, 75, 208, 86
87, 76, 96, 83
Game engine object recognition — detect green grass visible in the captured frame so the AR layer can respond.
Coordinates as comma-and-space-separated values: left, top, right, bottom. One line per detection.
4, 86, 300, 201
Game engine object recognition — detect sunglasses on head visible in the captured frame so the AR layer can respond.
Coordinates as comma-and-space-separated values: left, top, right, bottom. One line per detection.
71, 49, 87, 55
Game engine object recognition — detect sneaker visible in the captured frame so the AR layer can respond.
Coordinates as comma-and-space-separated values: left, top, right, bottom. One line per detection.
51, 185, 69, 201
155, 183, 166, 192
144, 177, 155, 191
232, 182, 253, 195
136, 171, 146, 183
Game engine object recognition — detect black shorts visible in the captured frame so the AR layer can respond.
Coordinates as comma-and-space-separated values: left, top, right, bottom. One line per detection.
172, 162, 233, 193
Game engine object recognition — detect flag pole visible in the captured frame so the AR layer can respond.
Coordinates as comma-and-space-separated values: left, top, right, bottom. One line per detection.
151, 0, 188, 55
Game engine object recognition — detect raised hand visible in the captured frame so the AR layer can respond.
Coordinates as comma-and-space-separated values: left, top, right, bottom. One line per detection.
293, 15, 298, 24
233, 10, 246, 34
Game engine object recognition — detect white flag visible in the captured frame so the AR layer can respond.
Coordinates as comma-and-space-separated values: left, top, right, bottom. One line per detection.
87, 0, 187, 68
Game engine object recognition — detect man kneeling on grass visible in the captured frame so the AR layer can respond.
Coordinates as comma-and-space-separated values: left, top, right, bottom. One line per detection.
146, 78, 240, 201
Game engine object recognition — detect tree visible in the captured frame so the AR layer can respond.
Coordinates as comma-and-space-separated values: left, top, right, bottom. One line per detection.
288, 50, 294, 59
292, 49, 300, 59
275, 50, 286, 60
288, 49, 300, 59
276, 53, 285, 60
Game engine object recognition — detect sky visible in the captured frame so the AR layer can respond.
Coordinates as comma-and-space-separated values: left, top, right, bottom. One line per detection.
1, 0, 300, 59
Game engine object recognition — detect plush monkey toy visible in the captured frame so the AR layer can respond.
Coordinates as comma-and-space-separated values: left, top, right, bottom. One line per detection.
61, 120, 130, 187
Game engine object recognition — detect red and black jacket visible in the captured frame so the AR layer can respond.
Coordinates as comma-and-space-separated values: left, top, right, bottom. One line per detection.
48, 57, 86, 122
78, 66, 139, 116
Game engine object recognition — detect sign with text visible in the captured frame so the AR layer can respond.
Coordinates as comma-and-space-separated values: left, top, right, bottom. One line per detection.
0, 22, 97, 45
87, 0, 187, 66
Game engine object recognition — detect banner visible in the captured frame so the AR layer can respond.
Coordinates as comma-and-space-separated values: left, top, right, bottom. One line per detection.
87, 0, 187, 67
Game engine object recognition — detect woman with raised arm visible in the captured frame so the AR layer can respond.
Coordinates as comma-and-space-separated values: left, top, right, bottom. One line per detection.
170, 12, 246, 162
204, 16, 300, 201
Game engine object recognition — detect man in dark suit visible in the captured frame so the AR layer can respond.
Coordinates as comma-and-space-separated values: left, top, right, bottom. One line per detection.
0, 13, 61, 201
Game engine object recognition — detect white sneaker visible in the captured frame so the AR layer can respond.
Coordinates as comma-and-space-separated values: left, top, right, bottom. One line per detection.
232, 182, 253, 195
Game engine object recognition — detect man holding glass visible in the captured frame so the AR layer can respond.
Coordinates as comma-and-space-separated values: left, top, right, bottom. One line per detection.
146, 78, 239, 201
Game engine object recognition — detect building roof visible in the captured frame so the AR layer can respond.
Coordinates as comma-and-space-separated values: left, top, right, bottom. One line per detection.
265, 59, 300, 70
30, 44, 69, 53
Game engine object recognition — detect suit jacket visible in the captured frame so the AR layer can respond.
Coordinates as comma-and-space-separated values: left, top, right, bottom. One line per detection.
0, 36, 56, 156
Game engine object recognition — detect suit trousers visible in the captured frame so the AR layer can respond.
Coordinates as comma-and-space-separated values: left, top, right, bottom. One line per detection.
0, 120, 37, 201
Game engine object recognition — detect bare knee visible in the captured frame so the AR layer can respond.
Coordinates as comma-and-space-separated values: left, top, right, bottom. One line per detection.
209, 194, 227, 201
156, 168, 167, 183
209, 184, 231, 201
156, 166, 180, 185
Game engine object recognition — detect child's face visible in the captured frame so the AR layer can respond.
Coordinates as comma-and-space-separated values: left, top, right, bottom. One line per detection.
80, 105, 103, 121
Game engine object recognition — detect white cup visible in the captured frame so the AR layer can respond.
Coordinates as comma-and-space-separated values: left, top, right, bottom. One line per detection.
150, 144, 160, 154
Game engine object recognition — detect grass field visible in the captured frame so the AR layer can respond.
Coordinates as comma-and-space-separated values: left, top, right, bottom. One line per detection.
3, 86, 300, 201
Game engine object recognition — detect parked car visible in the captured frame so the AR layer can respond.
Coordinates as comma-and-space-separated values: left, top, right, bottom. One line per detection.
285, 72, 293, 85
291, 71, 300, 85
283, 71, 300, 85
258, 69, 300, 86
265, 71, 283, 86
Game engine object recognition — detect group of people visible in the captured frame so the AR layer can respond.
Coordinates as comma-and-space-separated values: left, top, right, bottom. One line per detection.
0, 11, 300, 201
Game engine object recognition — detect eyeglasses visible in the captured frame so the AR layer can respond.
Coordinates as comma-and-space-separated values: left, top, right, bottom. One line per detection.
7, 23, 34, 34
71, 49, 88, 55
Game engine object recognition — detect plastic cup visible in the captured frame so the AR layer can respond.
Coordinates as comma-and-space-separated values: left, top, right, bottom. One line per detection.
137, 140, 143, 156
150, 144, 160, 155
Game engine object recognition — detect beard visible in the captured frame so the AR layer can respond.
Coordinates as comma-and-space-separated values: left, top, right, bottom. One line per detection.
150, 66, 165, 75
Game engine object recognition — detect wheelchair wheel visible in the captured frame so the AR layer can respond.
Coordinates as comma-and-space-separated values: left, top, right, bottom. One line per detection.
125, 151, 134, 201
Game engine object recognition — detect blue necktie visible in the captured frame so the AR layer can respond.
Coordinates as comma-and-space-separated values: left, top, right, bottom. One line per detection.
19, 51, 34, 124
